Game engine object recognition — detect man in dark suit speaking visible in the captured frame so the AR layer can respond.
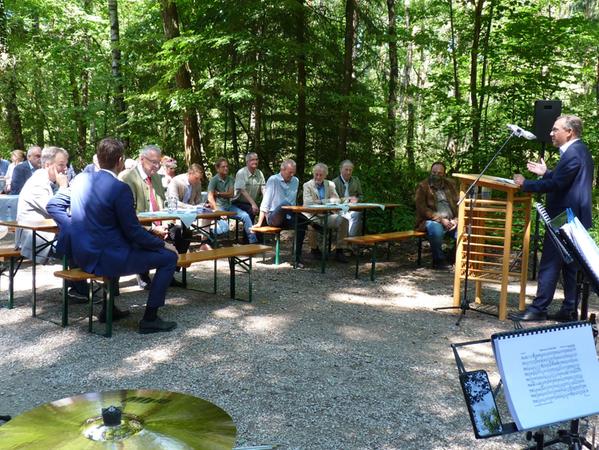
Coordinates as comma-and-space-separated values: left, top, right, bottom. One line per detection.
511, 115, 593, 322
47, 138, 179, 334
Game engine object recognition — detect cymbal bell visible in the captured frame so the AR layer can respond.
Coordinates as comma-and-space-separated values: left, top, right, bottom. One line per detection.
0, 389, 236, 449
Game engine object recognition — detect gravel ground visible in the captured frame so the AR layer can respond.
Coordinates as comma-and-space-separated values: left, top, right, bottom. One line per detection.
1, 235, 598, 449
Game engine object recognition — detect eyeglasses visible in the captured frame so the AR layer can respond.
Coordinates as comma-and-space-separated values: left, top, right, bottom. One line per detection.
143, 157, 161, 167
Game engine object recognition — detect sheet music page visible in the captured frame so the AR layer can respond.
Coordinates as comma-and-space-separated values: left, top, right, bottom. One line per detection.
492, 323, 599, 430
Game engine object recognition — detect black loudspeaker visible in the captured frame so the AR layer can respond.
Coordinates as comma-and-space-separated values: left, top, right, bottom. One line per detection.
533, 100, 562, 144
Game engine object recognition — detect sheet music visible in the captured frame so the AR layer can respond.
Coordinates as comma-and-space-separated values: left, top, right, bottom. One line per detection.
492, 322, 599, 430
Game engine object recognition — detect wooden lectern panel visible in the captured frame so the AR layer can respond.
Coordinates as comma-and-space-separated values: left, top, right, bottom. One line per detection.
452, 174, 532, 320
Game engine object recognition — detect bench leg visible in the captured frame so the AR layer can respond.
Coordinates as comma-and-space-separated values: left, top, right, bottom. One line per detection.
213, 260, 217, 294
417, 237, 423, 266
274, 233, 280, 266
370, 244, 378, 282
105, 279, 114, 338
61, 278, 69, 327
229, 257, 236, 300
88, 280, 95, 333
7, 256, 19, 309
181, 267, 187, 287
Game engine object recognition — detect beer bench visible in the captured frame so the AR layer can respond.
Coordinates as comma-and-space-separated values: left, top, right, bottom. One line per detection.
345, 230, 426, 281
53, 268, 116, 337
0, 248, 23, 309
177, 244, 271, 302
251, 226, 281, 265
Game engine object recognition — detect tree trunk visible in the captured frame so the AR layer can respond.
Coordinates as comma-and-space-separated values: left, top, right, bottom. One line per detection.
296, 0, 307, 180
385, 0, 398, 160
108, 0, 127, 145
0, 0, 24, 150
447, 0, 462, 157
469, 0, 485, 170
160, 0, 206, 176
229, 104, 240, 168
402, 0, 415, 175
337, 0, 357, 160
31, 14, 45, 147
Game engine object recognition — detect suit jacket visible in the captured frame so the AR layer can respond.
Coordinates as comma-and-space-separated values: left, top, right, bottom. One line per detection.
46, 171, 165, 277
414, 177, 459, 231
118, 167, 165, 213
167, 173, 203, 207
303, 179, 340, 206
522, 140, 594, 228
10, 161, 37, 195
15, 169, 55, 262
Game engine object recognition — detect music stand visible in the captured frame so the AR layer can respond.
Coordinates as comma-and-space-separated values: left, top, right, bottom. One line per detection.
535, 204, 599, 321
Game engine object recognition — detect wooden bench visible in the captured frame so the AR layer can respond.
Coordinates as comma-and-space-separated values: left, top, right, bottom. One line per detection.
0, 248, 23, 309
178, 244, 271, 302
345, 230, 426, 281
251, 226, 282, 265
53, 268, 116, 337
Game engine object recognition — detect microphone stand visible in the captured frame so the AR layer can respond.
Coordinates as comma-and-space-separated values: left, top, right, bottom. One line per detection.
435, 130, 518, 326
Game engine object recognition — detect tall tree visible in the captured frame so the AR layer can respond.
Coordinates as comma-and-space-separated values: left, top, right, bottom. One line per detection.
296, 0, 307, 178
160, 0, 206, 175
337, 0, 357, 160
0, 0, 24, 150
385, 0, 398, 160
108, 0, 127, 143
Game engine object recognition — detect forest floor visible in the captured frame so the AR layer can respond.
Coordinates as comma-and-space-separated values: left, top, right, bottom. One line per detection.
1, 233, 598, 449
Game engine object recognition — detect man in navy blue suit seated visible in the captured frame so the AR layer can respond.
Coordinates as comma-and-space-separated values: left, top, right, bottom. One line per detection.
511, 115, 593, 323
47, 138, 179, 334
10, 146, 42, 195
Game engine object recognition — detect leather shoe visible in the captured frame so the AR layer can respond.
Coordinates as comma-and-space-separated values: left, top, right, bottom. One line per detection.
548, 309, 577, 323
295, 260, 305, 269
138, 317, 177, 334
170, 277, 185, 288
509, 310, 547, 322
98, 307, 131, 323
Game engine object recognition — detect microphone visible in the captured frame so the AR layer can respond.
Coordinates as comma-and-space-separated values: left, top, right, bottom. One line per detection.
507, 124, 537, 140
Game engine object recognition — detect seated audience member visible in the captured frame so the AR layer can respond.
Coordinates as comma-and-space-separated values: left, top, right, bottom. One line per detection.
10, 146, 42, 195
158, 155, 177, 188
232, 152, 265, 225
47, 138, 178, 334
303, 163, 349, 263
415, 161, 458, 270
119, 145, 187, 289
15, 146, 87, 300
83, 154, 100, 173
255, 159, 308, 268
207, 158, 258, 244
167, 163, 211, 251
4, 149, 25, 193
333, 159, 363, 237
0, 157, 8, 178
167, 163, 204, 207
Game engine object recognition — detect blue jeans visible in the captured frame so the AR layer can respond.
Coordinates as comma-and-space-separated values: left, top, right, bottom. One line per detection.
425, 220, 455, 263
215, 205, 257, 243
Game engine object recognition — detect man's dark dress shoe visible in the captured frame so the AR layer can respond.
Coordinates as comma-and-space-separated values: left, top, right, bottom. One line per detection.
98, 307, 131, 323
432, 261, 450, 270
548, 309, 577, 323
138, 317, 177, 334
170, 278, 185, 288
509, 310, 547, 322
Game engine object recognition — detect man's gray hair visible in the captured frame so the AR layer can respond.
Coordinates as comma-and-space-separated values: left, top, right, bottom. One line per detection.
140, 144, 162, 158
339, 159, 354, 170
41, 146, 68, 166
313, 162, 328, 176
245, 152, 258, 163
558, 115, 583, 137
27, 145, 42, 157
280, 159, 296, 170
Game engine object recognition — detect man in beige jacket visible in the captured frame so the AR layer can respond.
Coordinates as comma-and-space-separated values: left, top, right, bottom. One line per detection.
303, 163, 349, 263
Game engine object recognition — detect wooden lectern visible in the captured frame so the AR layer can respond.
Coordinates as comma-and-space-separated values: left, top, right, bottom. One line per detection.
452, 174, 532, 320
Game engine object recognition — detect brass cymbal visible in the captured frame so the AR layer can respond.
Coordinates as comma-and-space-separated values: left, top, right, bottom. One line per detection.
0, 389, 236, 449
